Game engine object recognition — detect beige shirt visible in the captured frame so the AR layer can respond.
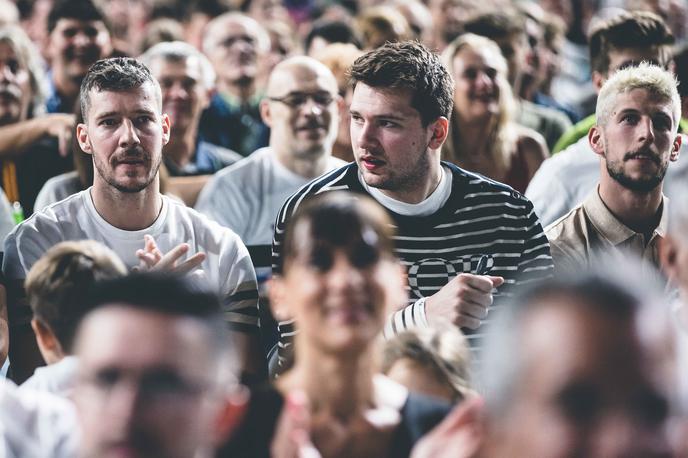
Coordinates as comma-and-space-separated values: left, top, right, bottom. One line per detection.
545, 188, 668, 274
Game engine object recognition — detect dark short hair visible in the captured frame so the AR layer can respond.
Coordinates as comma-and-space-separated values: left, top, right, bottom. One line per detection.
47, 0, 109, 34
305, 20, 361, 52
83, 273, 229, 357
80, 57, 158, 119
281, 192, 396, 271
588, 11, 674, 75
463, 10, 526, 42
348, 40, 453, 125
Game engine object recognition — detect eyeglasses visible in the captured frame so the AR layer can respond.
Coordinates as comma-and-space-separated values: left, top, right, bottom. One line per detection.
267, 91, 335, 108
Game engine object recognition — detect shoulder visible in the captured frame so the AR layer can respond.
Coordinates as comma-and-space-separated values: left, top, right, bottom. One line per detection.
445, 162, 533, 206
280, 162, 358, 213
199, 141, 243, 166
515, 126, 548, 156
544, 203, 590, 252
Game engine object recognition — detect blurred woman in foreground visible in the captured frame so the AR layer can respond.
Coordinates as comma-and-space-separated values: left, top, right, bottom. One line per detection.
222, 192, 451, 457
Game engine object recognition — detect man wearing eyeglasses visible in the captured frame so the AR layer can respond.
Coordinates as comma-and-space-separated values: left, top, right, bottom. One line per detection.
196, 56, 345, 254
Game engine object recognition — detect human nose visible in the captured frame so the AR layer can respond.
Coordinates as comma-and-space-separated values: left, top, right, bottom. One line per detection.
638, 117, 655, 144
167, 81, 188, 101
474, 71, 492, 90
327, 254, 364, 291
73, 30, 92, 48
301, 96, 324, 116
354, 120, 377, 151
119, 119, 141, 148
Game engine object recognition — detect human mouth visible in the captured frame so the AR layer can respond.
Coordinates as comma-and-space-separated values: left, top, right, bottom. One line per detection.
360, 155, 385, 171
625, 150, 660, 165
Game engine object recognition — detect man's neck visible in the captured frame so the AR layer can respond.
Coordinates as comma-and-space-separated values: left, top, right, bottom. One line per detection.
52, 71, 80, 106
279, 344, 375, 420
379, 159, 442, 204
165, 127, 198, 169
275, 147, 332, 179
90, 180, 162, 231
598, 175, 664, 235
217, 78, 255, 104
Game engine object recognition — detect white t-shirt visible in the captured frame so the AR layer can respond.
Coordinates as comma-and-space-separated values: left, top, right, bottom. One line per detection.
3, 189, 259, 332
196, 147, 345, 247
19, 356, 78, 398
360, 164, 453, 216
33, 171, 82, 214
0, 378, 78, 458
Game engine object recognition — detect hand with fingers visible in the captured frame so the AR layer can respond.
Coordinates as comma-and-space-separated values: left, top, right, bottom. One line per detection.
44, 114, 76, 157
271, 391, 322, 458
425, 273, 505, 329
411, 396, 484, 458
135, 234, 206, 274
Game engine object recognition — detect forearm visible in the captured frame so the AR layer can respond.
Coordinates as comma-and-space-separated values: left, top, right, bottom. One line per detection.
0, 118, 51, 157
383, 298, 428, 337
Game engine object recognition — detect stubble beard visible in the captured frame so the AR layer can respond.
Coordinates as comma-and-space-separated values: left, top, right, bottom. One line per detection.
605, 153, 667, 194
93, 145, 161, 194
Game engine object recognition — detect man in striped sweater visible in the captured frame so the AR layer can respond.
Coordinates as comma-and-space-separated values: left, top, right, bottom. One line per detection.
271, 41, 553, 360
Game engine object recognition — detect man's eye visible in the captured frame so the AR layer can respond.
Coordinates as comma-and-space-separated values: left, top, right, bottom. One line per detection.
379, 120, 398, 128
621, 114, 639, 124
99, 119, 117, 126
136, 116, 153, 124
653, 117, 672, 131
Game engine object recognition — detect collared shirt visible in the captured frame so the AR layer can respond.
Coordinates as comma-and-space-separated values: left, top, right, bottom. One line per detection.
545, 187, 668, 275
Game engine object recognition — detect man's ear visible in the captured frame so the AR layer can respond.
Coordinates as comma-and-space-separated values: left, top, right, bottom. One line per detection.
161, 113, 171, 145
428, 117, 449, 150
76, 123, 92, 154
259, 99, 272, 127
31, 318, 63, 363
592, 71, 606, 92
670, 133, 682, 162
588, 125, 605, 157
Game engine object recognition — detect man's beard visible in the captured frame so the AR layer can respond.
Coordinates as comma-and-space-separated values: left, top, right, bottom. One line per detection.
93, 146, 160, 194
606, 150, 668, 193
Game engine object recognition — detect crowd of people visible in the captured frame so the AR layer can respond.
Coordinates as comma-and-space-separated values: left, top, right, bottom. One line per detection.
1, 0, 688, 456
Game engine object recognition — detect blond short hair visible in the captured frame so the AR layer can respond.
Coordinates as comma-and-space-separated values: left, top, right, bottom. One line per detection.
596, 62, 681, 128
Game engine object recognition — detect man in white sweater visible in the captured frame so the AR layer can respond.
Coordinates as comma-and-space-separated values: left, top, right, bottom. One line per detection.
3, 57, 263, 383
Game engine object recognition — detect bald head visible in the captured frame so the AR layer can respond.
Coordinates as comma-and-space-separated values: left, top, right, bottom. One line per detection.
261, 56, 340, 163
266, 56, 338, 97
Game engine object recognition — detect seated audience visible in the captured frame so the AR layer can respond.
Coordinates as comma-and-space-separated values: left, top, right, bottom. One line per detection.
3, 57, 261, 383
200, 12, 270, 157
0, 24, 73, 215
526, 11, 681, 227
441, 34, 548, 192
272, 41, 552, 367
313, 43, 363, 162
74, 273, 248, 458
20, 240, 126, 396
547, 63, 680, 276
223, 192, 451, 457
196, 56, 344, 252
463, 9, 573, 152
412, 273, 679, 457
381, 323, 473, 403
140, 41, 242, 205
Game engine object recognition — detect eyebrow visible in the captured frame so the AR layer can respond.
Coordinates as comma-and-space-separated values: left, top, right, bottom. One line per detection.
349, 109, 408, 121
95, 108, 157, 120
